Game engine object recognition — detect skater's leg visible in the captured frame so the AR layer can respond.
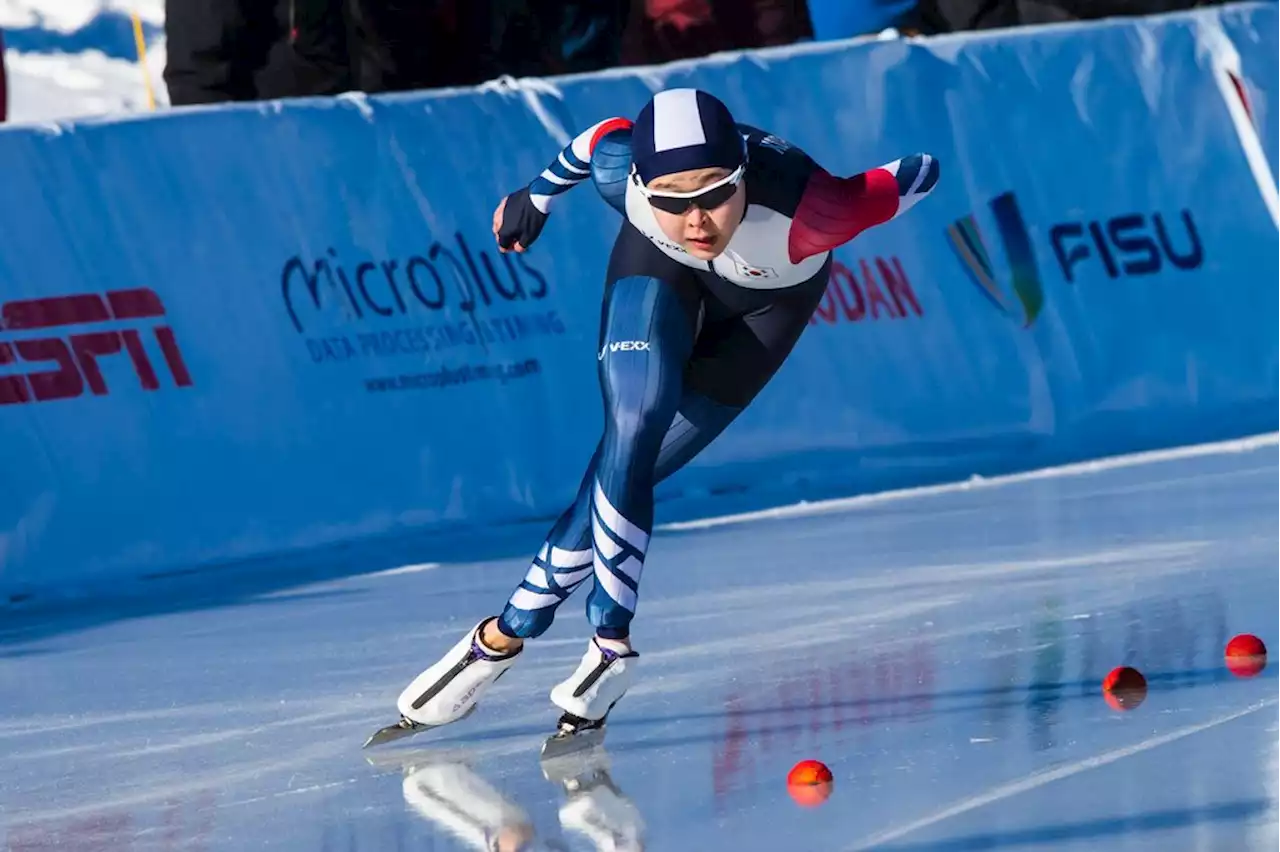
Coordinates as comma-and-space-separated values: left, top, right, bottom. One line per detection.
547, 263, 831, 727
492, 389, 732, 647
583, 270, 697, 640
492, 225, 701, 646
548, 269, 695, 723
582, 260, 833, 641
494, 388, 741, 648
493, 444, 601, 642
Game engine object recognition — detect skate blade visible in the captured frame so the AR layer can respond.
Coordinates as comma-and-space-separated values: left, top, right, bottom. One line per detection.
540, 724, 607, 760
363, 719, 430, 748
362, 705, 477, 749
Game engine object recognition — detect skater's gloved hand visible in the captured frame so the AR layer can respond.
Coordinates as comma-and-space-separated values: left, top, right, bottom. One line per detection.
493, 187, 548, 253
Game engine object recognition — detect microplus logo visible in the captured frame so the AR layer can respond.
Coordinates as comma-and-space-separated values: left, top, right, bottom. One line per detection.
946, 192, 1044, 327
598, 340, 650, 360
947, 192, 1204, 328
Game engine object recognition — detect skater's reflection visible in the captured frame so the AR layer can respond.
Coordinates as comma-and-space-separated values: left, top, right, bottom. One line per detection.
542, 743, 646, 852
367, 744, 645, 852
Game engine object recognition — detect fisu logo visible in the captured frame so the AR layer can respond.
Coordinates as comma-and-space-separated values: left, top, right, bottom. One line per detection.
946, 192, 1044, 328
598, 340, 650, 360
946, 191, 1203, 329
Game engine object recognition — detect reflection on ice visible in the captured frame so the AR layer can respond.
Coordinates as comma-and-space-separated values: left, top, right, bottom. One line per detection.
367, 744, 645, 852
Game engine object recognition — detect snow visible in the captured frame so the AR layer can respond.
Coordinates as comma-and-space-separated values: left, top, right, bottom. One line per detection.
2, 0, 169, 125
0, 0, 162, 31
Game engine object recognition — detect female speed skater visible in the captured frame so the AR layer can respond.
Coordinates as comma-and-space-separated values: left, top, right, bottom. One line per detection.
368, 88, 940, 749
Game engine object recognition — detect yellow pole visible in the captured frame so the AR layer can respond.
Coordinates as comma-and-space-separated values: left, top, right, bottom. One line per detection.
132, 10, 156, 110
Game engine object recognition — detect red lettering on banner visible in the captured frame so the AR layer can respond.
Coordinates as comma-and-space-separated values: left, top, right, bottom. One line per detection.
154, 327, 194, 387
0, 341, 30, 404
808, 256, 925, 326
2, 293, 111, 329
0, 288, 193, 405
861, 259, 895, 319
120, 329, 161, 390
106, 287, 166, 319
16, 338, 83, 401
879, 256, 923, 317
70, 331, 124, 395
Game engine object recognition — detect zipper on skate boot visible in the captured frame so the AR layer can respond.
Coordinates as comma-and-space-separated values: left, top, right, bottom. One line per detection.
573, 646, 634, 698
410, 646, 483, 710
410, 620, 519, 710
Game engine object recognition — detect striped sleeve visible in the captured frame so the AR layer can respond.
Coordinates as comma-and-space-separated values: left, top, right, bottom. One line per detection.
528, 117, 634, 214
787, 153, 940, 264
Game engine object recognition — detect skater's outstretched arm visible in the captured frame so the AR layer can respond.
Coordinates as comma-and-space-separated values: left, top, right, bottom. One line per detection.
493, 116, 633, 253
787, 153, 940, 264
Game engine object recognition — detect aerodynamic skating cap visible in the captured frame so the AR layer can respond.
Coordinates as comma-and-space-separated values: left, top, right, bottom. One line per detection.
630, 89, 746, 186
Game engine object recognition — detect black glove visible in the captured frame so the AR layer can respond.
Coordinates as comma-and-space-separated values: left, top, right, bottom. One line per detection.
496, 186, 549, 251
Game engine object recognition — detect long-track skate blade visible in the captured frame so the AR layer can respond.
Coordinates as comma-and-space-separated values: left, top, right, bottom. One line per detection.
540, 724, 607, 760
363, 719, 428, 749
362, 705, 476, 749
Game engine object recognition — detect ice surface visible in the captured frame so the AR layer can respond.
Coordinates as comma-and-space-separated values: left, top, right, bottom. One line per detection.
1, 438, 1276, 850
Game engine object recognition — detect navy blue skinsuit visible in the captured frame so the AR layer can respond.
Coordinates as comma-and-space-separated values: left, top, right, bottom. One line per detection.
492, 116, 940, 640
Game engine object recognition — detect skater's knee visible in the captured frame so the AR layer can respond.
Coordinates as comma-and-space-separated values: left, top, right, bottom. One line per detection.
599, 358, 683, 455
604, 399, 677, 454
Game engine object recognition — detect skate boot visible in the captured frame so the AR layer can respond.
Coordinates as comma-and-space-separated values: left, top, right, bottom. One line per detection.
365, 618, 522, 747
542, 638, 637, 758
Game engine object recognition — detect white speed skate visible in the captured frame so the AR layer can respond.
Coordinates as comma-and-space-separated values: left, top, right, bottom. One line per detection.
542, 638, 638, 758
364, 618, 522, 748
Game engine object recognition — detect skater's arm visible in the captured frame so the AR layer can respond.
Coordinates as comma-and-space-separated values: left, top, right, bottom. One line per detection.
528, 117, 633, 214
786, 153, 940, 264
494, 117, 633, 253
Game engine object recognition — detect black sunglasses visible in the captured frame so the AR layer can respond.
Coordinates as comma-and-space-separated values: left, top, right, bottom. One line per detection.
646, 182, 740, 215
637, 164, 745, 215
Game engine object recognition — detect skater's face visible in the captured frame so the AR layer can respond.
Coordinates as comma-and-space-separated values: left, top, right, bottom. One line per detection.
643, 166, 746, 260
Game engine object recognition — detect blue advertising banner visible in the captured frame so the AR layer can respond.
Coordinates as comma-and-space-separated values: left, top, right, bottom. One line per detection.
0, 5, 1275, 601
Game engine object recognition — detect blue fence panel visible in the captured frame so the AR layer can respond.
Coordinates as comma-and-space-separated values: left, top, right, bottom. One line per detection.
0, 5, 1275, 601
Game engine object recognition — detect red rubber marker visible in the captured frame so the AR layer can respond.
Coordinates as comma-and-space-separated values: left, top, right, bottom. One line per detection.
1102, 666, 1147, 711
1225, 634, 1267, 678
787, 759, 834, 807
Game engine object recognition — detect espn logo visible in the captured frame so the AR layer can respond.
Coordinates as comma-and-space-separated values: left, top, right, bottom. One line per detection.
0, 288, 193, 405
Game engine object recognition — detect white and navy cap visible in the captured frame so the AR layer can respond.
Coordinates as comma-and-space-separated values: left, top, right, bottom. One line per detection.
631, 89, 746, 186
